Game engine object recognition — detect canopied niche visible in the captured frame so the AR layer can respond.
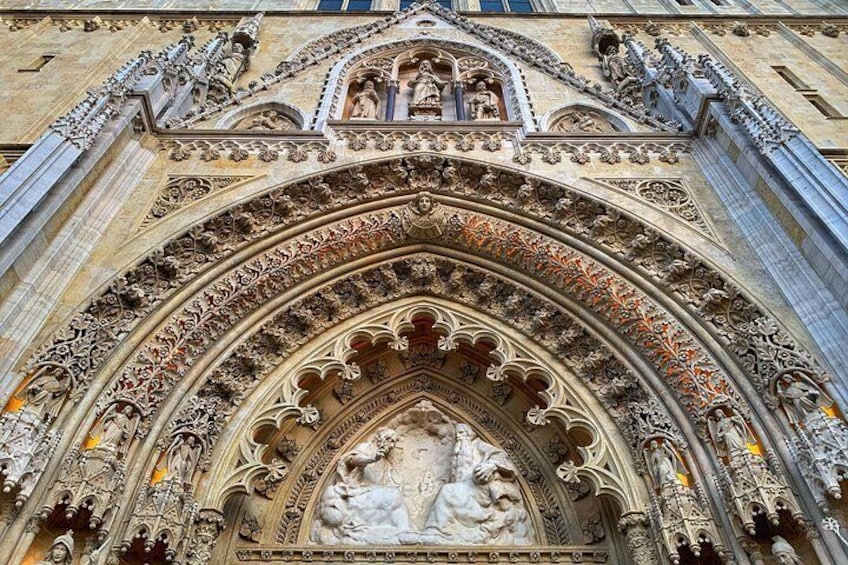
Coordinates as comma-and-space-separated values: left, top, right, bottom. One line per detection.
336, 44, 517, 123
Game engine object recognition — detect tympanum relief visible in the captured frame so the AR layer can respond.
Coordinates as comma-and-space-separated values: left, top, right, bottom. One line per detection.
311, 400, 532, 546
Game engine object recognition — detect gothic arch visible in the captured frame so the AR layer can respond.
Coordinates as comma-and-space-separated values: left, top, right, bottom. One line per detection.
2, 156, 845, 563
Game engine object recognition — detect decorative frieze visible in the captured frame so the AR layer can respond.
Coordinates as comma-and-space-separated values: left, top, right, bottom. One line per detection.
141, 175, 255, 228
234, 547, 610, 563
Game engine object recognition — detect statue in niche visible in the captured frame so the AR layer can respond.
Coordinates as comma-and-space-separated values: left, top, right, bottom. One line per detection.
421, 424, 529, 545
241, 110, 295, 131
19, 370, 70, 421
351, 80, 380, 120
312, 428, 411, 544
601, 44, 640, 98
776, 375, 831, 424
402, 192, 446, 240
161, 433, 202, 484
468, 81, 501, 121
310, 400, 532, 546
90, 404, 139, 455
771, 536, 805, 564
408, 60, 446, 118
645, 439, 683, 487
551, 110, 616, 133
38, 531, 74, 565
707, 408, 751, 456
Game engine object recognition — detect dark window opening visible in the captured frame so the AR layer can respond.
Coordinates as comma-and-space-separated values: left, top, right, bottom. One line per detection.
18, 54, 55, 73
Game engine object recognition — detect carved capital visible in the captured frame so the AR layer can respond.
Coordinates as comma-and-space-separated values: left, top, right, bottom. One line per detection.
617, 512, 659, 565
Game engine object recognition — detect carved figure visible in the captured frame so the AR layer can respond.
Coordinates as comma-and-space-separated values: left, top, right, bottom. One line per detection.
38, 531, 74, 565
19, 371, 70, 421
421, 424, 529, 545
311, 428, 411, 544
708, 408, 750, 455
402, 192, 446, 240
551, 110, 615, 133
213, 42, 247, 95
91, 405, 139, 454
408, 60, 446, 112
242, 110, 295, 131
351, 80, 380, 120
646, 440, 682, 487
468, 81, 501, 121
601, 44, 639, 97
163, 434, 202, 483
771, 536, 804, 564
777, 376, 830, 424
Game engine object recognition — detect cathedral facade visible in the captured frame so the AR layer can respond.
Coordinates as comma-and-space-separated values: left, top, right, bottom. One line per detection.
0, 1, 847, 563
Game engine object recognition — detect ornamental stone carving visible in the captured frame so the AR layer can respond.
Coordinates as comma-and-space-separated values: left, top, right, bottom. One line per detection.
311, 400, 532, 546
38, 531, 75, 565
236, 110, 297, 131
402, 192, 447, 240
550, 110, 616, 133
408, 60, 446, 119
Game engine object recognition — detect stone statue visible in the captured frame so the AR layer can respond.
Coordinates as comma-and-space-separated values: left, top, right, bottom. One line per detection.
311, 428, 411, 544
241, 110, 295, 131
771, 536, 804, 564
90, 404, 139, 454
551, 110, 615, 133
38, 531, 74, 565
310, 401, 532, 546
212, 42, 247, 95
421, 424, 530, 545
646, 440, 682, 487
408, 60, 445, 118
19, 371, 70, 421
708, 408, 750, 455
601, 44, 639, 97
402, 192, 446, 240
468, 81, 500, 121
163, 433, 202, 484
351, 80, 380, 120
777, 376, 830, 424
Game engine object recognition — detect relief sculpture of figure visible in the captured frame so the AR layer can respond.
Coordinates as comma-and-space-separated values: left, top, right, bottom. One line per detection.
212, 42, 247, 95
551, 110, 615, 133
646, 440, 682, 487
311, 428, 411, 545
468, 81, 500, 121
421, 424, 530, 545
161, 433, 202, 484
242, 110, 295, 131
601, 44, 639, 97
408, 60, 446, 109
90, 404, 139, 455
38, 531, 74, 565
777, 376, 830, 424
708, 408, 750, 456
402, 192, 446, 240
351, 80, 380, 120
19, 370, 70, 421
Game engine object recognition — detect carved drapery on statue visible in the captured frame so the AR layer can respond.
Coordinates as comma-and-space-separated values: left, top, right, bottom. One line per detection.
311, 400, 532, 546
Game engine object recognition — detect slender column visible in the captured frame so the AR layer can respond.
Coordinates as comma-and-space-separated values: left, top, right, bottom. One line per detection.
6, 516, 40, 565
618, 512, 660, 565
385, 80, 399, 121
453, 81, 466, 121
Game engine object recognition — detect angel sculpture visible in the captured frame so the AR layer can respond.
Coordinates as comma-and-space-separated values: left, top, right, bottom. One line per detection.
402, 192, 447, 240
162, 433, 202, 484
19, 369, 71, 421
777, 375, 831, 425
645, 439, 684, 488
708, 408, 752, 456
90, 404, 139, 455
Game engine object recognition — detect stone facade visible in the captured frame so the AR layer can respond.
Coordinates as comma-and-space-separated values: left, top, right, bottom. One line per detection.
0, 1, 847, 564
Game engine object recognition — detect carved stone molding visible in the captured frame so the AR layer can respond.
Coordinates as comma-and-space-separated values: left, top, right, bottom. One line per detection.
233, 548, 610, 563
160, 138, 336, 164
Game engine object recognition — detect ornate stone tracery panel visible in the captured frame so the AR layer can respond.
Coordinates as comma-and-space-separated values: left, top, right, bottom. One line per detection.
140, 175, 257, 229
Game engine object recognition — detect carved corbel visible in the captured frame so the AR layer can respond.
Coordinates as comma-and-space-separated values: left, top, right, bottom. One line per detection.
618, 512, 661, 565
182, 508, 226, 565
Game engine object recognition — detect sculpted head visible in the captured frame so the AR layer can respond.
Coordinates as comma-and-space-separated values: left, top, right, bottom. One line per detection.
122, 405, 134, 417
455, 423, 475, 441
419, 60, 433, 73
47, 532, 74, 564
415, 192, 433, 214
364, 80, 375, 91
476, 81, 487, 92
375, 428, 398, 454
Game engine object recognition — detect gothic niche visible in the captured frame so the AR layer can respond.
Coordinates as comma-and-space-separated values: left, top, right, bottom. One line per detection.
549, 106, 618, 134
310, 400, 532, 545
340, 48, 508, 122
